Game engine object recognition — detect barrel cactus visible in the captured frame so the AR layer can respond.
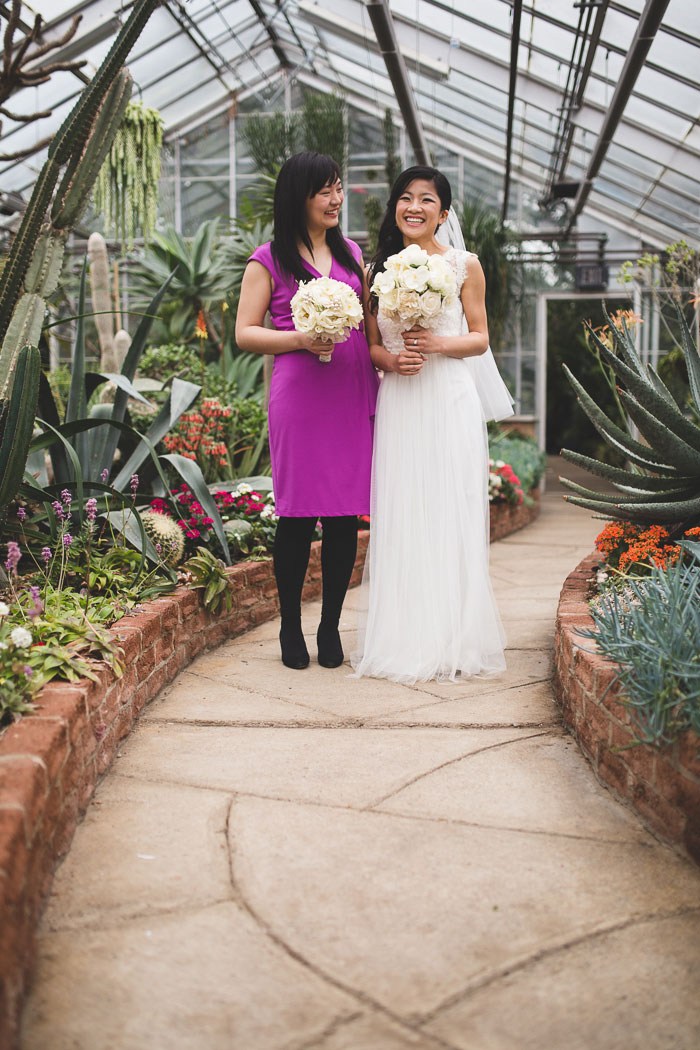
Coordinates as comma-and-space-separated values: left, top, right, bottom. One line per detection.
141, 511, 185, 566
560, 304, 700, 529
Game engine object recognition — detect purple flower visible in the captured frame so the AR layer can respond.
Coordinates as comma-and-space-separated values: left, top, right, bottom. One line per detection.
41, 547, 51, 565
23, 665, 33, 678
51, 500, 65, 521
63, 534, 72, 548
61, 489, 72, 506
30, 585, 40, 601
5, 541, 20, 576
130, 474, 139, 494
100, 468, 109, 483
86, 498, 98, 522
17, 507, 26, 522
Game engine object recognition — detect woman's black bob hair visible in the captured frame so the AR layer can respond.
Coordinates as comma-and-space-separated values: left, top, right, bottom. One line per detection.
271, 151, 364, 286
367, 165, 452, 303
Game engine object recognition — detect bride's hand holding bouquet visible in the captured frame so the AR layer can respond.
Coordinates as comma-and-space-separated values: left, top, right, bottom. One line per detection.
291, 276, 363, 362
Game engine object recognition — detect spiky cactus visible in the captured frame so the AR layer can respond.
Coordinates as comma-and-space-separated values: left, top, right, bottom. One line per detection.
141, 511, 185, 566
560, 304, 700, 528
0, 345, 40, 517
0, 0, 159, 396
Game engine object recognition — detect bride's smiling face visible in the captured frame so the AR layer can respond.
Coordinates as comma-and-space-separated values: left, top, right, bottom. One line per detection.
395, 179, 449, 242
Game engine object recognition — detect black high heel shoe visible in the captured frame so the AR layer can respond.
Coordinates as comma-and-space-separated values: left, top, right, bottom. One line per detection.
279, 623, 309, 669
317, 623, 344, 668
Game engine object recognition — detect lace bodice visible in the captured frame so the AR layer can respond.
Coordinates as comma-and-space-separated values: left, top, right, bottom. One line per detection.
377, 248, 472, 354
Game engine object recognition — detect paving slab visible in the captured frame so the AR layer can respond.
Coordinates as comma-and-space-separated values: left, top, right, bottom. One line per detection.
21, 902, 358, 1050
368, 681, 560, 728
425, 912, 700, 1050
114, 723, 535, 807
230, 796, 700, 1018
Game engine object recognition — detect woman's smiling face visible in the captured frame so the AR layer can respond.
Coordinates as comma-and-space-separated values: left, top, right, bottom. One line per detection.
395, 178, 448, 240
305, 177, 344, 233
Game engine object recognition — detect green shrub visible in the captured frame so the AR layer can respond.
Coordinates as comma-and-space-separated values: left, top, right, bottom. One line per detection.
488, 430, 546, 493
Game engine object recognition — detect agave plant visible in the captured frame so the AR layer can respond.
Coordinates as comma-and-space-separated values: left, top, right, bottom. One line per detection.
560, 303, 700, 529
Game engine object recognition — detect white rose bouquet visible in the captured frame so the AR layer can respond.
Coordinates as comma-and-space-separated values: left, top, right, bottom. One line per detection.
291, 276, 363, 362
370, 244, 458, 328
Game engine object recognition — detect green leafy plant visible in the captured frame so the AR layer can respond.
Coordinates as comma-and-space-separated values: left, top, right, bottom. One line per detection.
458, 199, 514, 350
560, 303, 700, 528
579, 560, 700, 749
488, 430, 546, 495
240, 112, 300, 175
182, 546, 233, 614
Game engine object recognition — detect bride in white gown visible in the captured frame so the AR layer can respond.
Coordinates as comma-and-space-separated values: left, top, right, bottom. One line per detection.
351, 166, 514, 684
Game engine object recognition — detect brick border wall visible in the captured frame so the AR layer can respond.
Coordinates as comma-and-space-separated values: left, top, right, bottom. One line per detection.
554, 552, 700, 864
0, 494, 540, 1049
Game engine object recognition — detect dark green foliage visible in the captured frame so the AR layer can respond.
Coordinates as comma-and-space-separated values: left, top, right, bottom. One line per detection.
488, 430, 547, 494
183, 546, 233, 614
560, 304, 700, 526
300, 91, 347, 170
0, 345, 40, 516
580, 561, 700, 748
383, 109, 401, 188
240, 112, 300, 175
458, 199, 513, 350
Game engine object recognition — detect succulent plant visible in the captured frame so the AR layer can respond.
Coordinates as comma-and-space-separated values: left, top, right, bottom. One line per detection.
0, 345, 40, 517
183, 546, 233, 614
560, 304, 700, 529
141, 511, 185, 566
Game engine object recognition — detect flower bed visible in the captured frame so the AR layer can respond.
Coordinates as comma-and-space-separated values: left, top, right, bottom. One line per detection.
0, 495, 542, 1049
554, 552, 700, 864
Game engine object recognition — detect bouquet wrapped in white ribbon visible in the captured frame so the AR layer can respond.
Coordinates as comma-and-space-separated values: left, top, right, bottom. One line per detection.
371, 243, 458, 328
291, 276, 363, 362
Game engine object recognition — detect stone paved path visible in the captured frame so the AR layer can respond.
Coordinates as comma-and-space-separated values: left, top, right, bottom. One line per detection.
21, 467, 700, 1050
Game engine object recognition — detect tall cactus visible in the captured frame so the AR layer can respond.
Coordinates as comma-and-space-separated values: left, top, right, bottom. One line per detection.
0, 0, 160, 395
0, 345, 41, 516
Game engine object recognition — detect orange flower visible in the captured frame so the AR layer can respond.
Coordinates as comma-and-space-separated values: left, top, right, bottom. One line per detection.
195, 309, 207, 340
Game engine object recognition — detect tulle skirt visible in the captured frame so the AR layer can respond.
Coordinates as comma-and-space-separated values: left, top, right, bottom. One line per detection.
351, 354, 506, 684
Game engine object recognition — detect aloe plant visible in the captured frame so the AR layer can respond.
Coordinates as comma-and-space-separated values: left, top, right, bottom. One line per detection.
560, 304, 700, 528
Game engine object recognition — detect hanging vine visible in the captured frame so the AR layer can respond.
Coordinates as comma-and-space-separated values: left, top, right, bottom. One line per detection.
93, 100, 164, 250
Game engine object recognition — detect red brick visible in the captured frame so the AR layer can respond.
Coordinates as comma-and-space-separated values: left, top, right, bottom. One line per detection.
0, 809, 29, 904
632, 779, 684, 844
151, 597, 180, 630
135, 646, 157, 680
678, 732, 700, 780
79, 758, 98, 810
586, 696, 613, 750
0, 720, 67, 784
609, 719, 638, 758
28, 693, 88, 750
51, 789, 81, 859
599, 748, 632, 800
654, 754, 682, 806
245, 561, 273, 583
144, 664, 167, 703
683, 818, 700, 864
114, 625, 141, 661
114, 704, 135, 741
676, 772, 700, 820
262, 578, 278, 599
178, 588, 200, 616
57, 745, 86, 802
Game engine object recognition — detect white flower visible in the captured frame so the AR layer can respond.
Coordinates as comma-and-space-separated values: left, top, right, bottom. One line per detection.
0, 602, 9, 617
234, 484, 252, 495
372, 270, 395, 295
402, 265, 430, 292
396, 288, 422, 321
291, 276, 362, 342
400, 243, 429, 267
11, 626, 32, 648
0, 642, 7, 650
380, 286, 399, 311
419, 290, 442, 318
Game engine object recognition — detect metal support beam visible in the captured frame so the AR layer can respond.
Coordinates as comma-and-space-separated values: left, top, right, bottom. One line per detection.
500, 0, 523, 225
566, 0, 672, 230
364, 0, 430, 165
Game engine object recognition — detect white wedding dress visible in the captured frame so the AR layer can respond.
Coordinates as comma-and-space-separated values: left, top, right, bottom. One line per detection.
351, 248, 507, 684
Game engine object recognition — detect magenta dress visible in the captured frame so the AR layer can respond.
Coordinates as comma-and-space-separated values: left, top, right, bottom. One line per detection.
248, 240, 379, 517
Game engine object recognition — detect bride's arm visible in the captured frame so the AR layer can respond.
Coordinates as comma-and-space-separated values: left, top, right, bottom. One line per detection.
402, 257, 490, 359
362, 267, 424, 375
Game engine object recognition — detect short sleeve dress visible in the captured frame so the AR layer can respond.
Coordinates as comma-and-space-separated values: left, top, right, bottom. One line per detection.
248, 240, 379, 518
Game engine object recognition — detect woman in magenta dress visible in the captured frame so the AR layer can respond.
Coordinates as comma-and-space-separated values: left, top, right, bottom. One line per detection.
236, 152, 378, 670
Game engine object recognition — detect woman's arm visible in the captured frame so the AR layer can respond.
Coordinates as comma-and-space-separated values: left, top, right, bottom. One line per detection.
235, 261, 335, 357
401, 256, 490, 359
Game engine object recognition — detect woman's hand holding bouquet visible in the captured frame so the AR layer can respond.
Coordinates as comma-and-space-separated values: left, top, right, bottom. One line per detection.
291, 276, 363, 362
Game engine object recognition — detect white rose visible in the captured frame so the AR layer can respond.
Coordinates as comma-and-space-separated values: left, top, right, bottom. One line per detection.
292, 301, 315, 332
0, 602, 9, 617
385, 253, 403, 272
11, 626, 32, 648
372, 270, 395, 295
380, 286, 399, 311
400, 244, 429, 266
402, 265, 430, 292
419, 290, 442, 318
396, 288, 421, 320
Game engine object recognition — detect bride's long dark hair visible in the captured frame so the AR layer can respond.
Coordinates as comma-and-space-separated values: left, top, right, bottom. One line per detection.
271, 151, 364, 285
367, 165, 452, 308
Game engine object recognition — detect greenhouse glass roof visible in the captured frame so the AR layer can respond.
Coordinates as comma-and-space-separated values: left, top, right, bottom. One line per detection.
1, 0, 699, 247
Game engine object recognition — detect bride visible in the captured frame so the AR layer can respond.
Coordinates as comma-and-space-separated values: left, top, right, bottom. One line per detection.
351, 165, 514, 684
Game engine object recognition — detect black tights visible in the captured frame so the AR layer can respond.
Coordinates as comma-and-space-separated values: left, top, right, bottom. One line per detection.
273, 515, 358, 630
